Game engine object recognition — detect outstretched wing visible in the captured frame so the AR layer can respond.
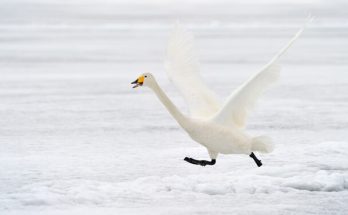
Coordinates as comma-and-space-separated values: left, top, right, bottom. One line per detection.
165, 24, 220, 118
212, 26, 305, 129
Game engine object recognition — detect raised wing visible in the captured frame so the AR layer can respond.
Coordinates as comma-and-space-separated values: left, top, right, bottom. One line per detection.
212, 26, 305, 129
165, 24, 220, 118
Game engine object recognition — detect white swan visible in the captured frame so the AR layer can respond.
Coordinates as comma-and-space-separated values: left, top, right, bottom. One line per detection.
131, 24, 305, 167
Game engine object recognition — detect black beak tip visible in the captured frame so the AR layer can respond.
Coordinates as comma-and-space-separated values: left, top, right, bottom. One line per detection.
131, 79, 138, 84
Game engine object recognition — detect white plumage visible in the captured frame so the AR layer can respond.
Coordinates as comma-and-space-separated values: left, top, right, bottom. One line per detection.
132, 22, 307, 166
165, 25, 220, 118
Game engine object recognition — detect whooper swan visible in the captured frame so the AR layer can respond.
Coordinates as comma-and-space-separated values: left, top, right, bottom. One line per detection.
131, 24, 304, 167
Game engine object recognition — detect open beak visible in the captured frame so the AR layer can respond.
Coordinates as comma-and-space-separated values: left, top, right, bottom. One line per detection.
131, 76, 144, 88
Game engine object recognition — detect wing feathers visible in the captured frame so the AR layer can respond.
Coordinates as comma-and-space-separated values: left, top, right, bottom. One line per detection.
165, 24, 220, 118
212, 26, 305, 128
165, 21, 308, 122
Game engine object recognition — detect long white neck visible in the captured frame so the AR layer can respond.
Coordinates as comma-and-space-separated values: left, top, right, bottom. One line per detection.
149, 81, 189, 129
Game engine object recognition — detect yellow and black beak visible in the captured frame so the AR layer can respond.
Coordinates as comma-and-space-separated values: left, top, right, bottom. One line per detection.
131, 75, 144, 88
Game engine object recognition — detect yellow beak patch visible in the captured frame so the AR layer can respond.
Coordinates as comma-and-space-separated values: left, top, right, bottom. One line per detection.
137, 75, 144, 84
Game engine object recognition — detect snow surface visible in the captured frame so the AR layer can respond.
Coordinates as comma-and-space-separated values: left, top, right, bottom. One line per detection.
0, 0, 348, 214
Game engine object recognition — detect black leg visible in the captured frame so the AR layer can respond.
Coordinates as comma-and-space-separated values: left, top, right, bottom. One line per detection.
249, 152, 262, 167
184, 157, 216, 166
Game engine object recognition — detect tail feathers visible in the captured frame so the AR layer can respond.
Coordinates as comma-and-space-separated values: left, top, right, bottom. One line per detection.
251, 136, 274, 153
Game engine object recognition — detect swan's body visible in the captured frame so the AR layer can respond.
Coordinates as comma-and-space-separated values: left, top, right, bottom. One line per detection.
186, 119, 251, 155
132, 23, 305, 166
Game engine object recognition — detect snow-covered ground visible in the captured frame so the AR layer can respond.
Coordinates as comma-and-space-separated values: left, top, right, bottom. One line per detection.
0, 0, 347, 214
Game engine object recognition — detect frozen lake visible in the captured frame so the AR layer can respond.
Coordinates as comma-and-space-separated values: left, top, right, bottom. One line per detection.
0, 0, 347, 214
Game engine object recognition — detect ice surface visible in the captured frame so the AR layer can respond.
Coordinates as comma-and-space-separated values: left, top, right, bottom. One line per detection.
0, 0, 347, 214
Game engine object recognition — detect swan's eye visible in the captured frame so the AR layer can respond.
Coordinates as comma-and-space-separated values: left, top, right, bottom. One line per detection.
145, 76, 147, 78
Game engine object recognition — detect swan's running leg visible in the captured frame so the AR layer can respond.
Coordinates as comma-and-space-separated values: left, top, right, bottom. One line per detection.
183, 149, 218, 166
184, 157, 216, 166
249, 152, 262, 167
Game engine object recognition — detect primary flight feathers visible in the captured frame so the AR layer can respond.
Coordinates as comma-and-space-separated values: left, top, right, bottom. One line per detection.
165, 25, 220, 118
165, 24, 305, 129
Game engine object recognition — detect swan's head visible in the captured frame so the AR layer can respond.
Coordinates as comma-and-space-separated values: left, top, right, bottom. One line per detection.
131, 73, 155, 88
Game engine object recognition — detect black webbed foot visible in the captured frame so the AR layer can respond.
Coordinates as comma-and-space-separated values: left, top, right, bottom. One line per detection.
184, 157, 216, 166
249, 152, 262, 167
